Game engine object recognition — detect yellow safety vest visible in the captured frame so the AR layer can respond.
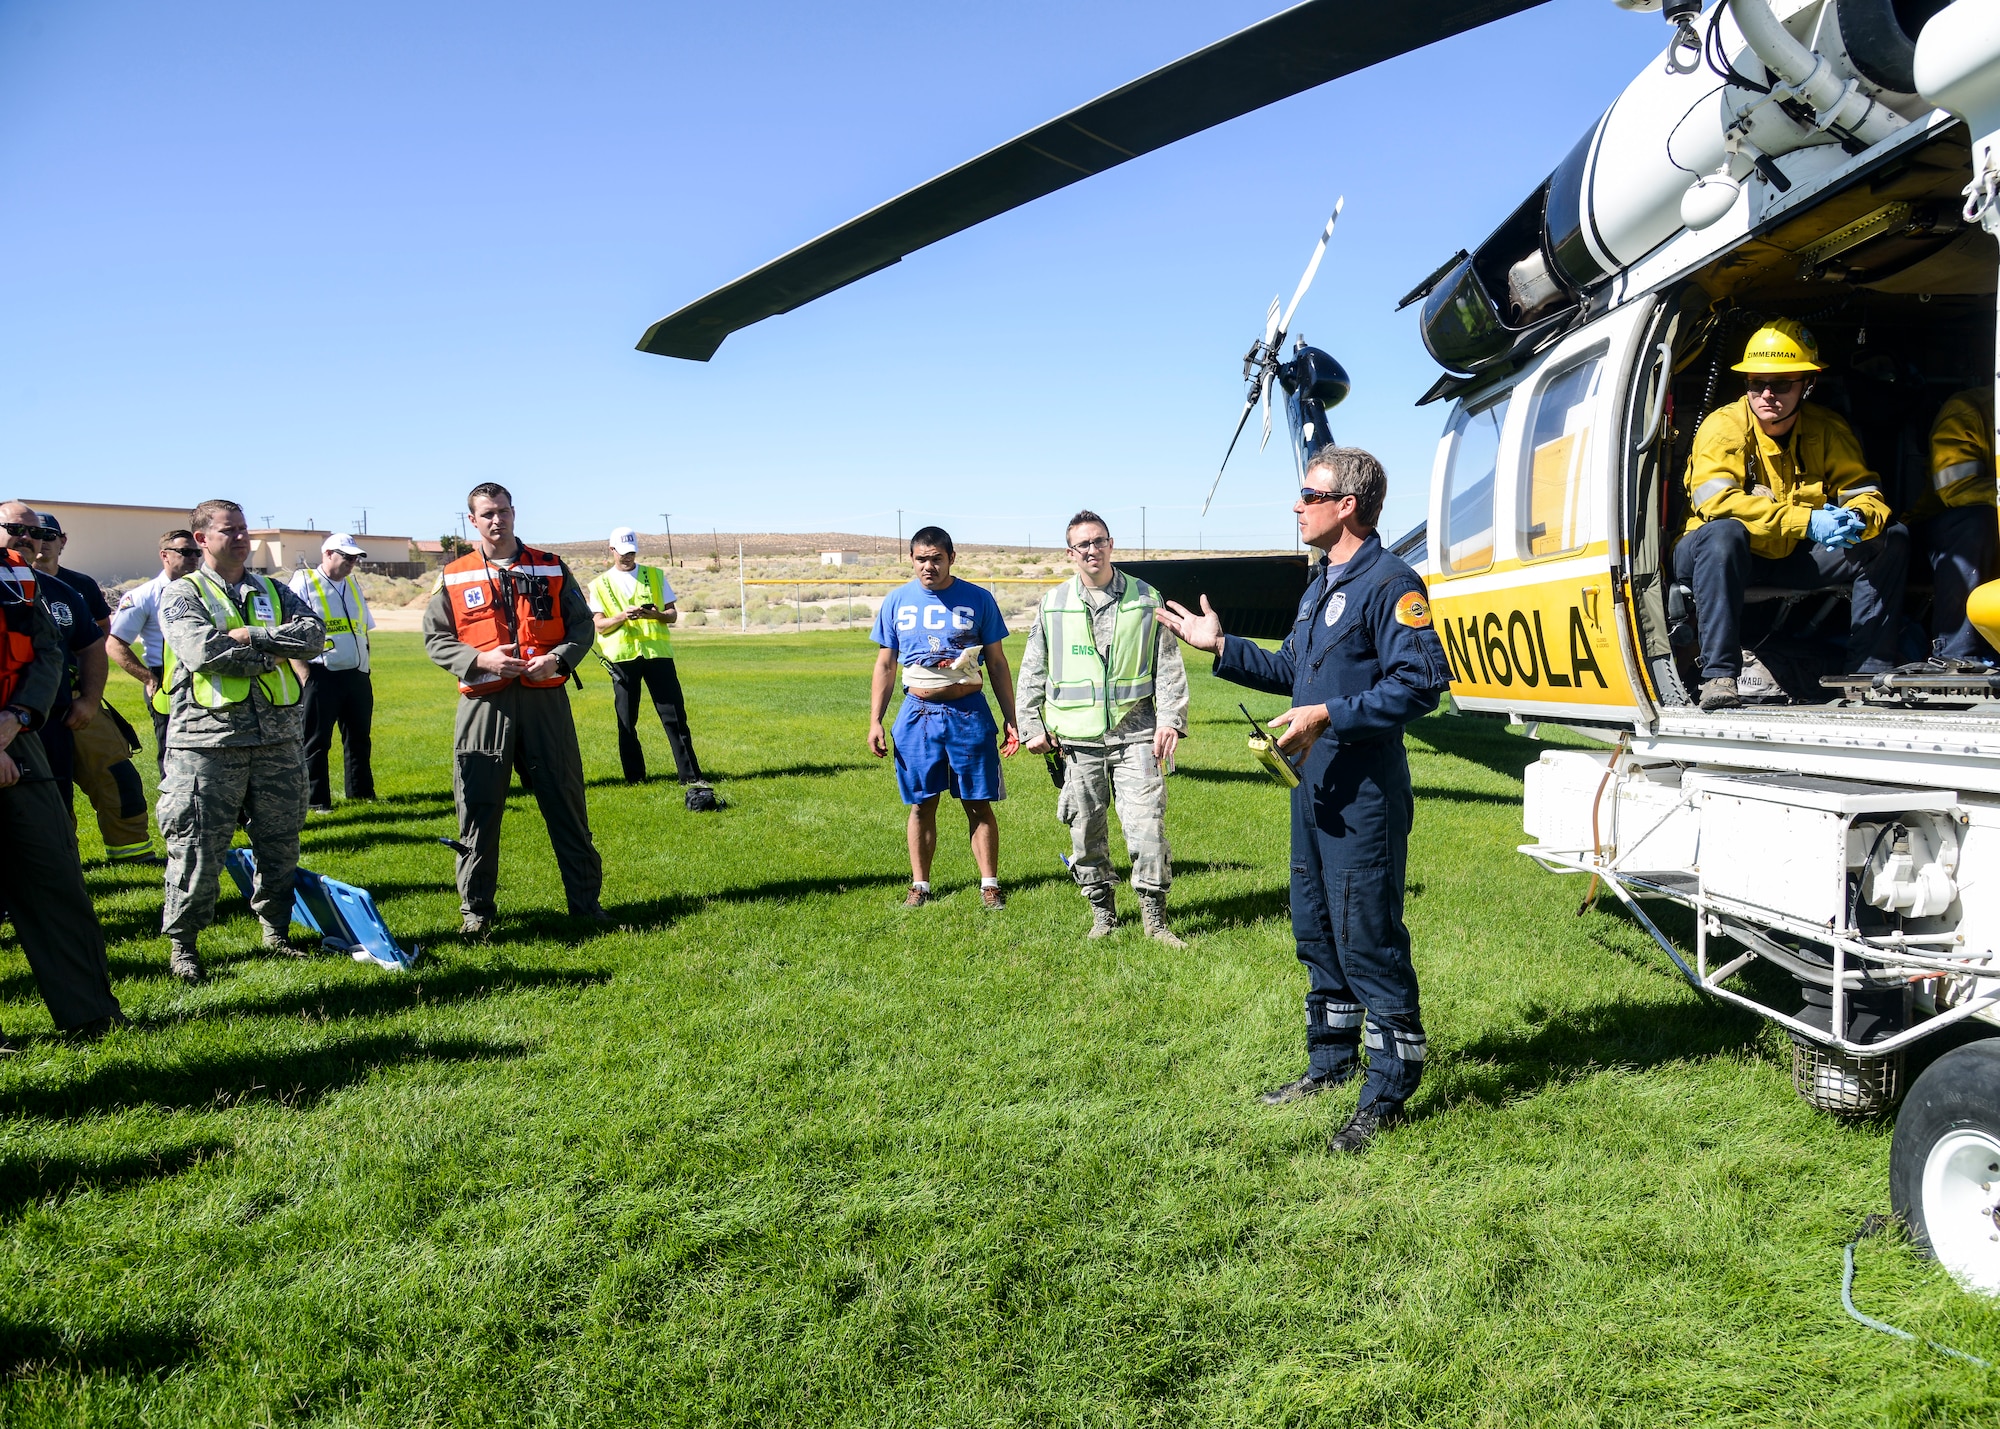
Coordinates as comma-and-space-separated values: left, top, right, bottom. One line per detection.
301, 567, 370, 668
590, 565, 674, 662
1039, 574, 1159, 740
160, 569, 303, 710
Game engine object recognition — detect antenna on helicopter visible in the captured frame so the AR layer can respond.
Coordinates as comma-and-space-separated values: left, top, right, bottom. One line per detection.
1203, 198, 1347, 518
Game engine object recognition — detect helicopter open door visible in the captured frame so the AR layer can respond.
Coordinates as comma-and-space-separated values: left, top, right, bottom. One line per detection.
1425, 296, 1660, 730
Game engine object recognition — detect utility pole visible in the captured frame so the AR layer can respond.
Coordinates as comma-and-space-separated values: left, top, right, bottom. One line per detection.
738, 539, 746, 632
356, 508, 371, 535
897, 510, 902, 549
259, 514, 274, 531
660, 513, 675, 566
1142, 506, 1147, 559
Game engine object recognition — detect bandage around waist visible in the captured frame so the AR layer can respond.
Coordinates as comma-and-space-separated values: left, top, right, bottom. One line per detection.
900, 648, 982, 693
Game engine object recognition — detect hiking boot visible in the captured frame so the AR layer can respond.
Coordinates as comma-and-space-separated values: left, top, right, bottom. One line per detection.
1084, 884, 1118, 939
1139, 890, 1186, 948
461, 913, 493, 938
1698, 676, 1741, 711
571, 904, 617, 926
684, 782, 720, 812
1328, 1103, 1406, 1155
981, 885, 1006, 911
903, 886, 932, 909
168, 942, 205, 983
262, 922, 307, 957
1258, 1064, 1358, 1106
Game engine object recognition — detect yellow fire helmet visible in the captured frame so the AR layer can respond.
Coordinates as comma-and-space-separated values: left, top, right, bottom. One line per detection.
1732, 318, 1825, 374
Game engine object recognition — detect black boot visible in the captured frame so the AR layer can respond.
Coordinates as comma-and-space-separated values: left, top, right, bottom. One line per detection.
1328, 1103, 1405, 1154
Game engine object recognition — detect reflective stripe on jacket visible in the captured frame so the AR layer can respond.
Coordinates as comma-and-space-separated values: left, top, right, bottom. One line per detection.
163, 569, 303, 709
1927, 387, 1997, 513
589, 565, 674, 662
1039, 574, 1159, 741
440, 547, 571, 695
0, 550, 39, 709
1680, 397, 1889, 559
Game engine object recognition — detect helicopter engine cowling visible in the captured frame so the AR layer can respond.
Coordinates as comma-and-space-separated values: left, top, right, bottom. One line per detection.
1417, 1, 1941, 376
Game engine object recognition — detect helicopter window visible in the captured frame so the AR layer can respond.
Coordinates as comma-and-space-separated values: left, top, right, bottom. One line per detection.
1440, 393, 1509, 575
1518, 352, 1603, 560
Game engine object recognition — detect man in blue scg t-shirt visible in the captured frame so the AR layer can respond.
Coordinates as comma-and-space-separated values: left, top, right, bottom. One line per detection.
868, 525, 1018, 909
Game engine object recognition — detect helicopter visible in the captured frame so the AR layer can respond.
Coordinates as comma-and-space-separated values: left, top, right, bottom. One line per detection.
638, 0, 2000, 1296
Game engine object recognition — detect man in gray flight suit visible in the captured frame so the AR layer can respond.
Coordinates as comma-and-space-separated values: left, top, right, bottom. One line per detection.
0, 524, 124, 1046
1018, 509, 1190, 944
423, 482, 607, 935
1161, 447, 1451, 1155
157, 498, 325, 982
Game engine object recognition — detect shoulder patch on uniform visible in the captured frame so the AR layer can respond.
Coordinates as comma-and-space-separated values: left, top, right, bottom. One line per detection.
1394, 590, 1432, 629
463, 585, 486, 609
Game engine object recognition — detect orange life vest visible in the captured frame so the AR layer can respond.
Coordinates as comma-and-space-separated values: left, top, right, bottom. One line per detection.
0, 549, 40, 710
440, 545, 571, 696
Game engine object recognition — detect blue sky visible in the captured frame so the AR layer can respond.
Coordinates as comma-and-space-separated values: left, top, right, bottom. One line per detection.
0, 0, 1667, 551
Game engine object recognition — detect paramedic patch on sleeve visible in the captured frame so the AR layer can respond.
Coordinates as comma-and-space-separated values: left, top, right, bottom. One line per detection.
1394, 590, 1432, 629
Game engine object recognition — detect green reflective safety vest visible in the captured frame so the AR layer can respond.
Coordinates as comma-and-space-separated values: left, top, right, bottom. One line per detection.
590, 565, 675, 662
160, 569, 303, 710
1039, 574, 1160, 740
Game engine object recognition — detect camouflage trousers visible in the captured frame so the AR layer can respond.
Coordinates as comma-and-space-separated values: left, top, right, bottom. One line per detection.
1057, 738, 1170, 892
159, 743, 307, 945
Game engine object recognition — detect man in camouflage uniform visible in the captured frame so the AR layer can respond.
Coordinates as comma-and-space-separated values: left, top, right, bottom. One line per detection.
157, 499, 324, 981
1018, 510, 1189, 944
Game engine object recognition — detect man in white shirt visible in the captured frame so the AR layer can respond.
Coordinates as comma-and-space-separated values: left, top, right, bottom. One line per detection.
288, 533, 377, 813
585, 526, 715, 810
105, 528, 200, 772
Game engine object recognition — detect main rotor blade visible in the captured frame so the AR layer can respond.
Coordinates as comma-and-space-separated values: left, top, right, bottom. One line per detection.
1277, 197, 1342, 339
1258, 370, 1274, 451
1204, 394, 1260, 518
639, 0, 1551, 360
1263, 294, 1283, 349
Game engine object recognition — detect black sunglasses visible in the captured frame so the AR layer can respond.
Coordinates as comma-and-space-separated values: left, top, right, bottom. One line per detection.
162, 546, 199, 559
1298, 488, 1356, 507
1, 522, 58, 541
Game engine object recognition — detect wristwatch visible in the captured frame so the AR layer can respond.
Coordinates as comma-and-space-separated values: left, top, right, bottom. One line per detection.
2, 705, 32, 729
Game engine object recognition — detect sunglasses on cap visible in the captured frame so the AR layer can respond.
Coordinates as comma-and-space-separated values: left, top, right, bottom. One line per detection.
1, 522, 58, 541
1298, 487, 1357, 506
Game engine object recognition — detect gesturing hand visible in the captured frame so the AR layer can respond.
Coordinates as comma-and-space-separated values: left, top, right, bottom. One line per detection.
1158, 595, 1225, 655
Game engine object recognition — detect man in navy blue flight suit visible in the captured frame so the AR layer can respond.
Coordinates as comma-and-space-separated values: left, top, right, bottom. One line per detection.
1160, 446, 1452, 1153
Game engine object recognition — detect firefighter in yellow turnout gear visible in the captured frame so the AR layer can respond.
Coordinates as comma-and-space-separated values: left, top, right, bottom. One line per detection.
1018, 511, 1189, 943
1672, 319, 1907, 709
585, 527, 714, 809
1905, 387, 1997, 663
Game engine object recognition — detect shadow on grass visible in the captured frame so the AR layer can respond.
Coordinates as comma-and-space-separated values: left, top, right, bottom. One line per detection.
0, 953, 183, 1004
0, 1033, 529, 1120
0, 1316, 201, 1381
301, 827, 465, 855
1173, 765, 1276, 785
1441, 993, 1763, 1109
0, 1141, 229, 1218
1407, 716, 1544, 785
144, 964, 612, 1028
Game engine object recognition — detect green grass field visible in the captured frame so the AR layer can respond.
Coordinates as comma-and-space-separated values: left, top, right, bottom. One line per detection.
6, 630, 1999, 1425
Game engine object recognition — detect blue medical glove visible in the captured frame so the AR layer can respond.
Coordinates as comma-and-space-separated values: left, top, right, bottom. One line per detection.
1808, 504, 1863, 548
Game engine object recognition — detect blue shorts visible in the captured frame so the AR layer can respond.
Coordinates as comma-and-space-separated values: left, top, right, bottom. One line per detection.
892, 697, 1005, 805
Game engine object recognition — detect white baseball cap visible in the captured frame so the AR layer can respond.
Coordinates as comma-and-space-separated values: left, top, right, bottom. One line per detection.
323, 532, 366, 556
608, 526, 639, 554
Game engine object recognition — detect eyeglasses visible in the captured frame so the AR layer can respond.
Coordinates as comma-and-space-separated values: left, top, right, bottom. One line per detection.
1068, 537, 1111, 552
1, 523, 58, 541
1298, 488, 1355, 507
1746, 376, 1803, 394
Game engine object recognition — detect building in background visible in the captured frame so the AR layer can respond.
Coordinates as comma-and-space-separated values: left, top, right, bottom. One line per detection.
819, 551, 859, 566
247, 528, 420, 577
28, 500, 191, 582
411, 539, 448, 571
